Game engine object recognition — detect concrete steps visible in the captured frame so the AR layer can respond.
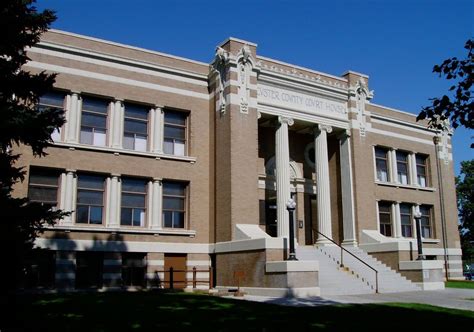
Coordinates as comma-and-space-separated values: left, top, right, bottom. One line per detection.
296, 245, 420, 295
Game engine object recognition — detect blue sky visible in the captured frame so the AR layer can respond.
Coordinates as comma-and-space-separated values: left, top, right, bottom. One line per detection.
37, 0, 473, 175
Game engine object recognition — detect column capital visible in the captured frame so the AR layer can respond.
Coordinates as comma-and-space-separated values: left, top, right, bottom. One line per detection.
111, 173, 121, 178
114, 98, 124, 102
337, 129, 351, 140
278, 116, 294, 126
70, 90, 81, 95
154, 105, 164, 111
152, 177, 162, 184
313, 124, 332, 135
65, 169, 76, 174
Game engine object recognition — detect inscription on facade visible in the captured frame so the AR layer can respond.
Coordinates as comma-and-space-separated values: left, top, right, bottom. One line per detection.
257, 84, 348, 120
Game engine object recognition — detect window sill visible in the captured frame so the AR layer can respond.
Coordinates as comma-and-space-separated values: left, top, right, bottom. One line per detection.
51, 142, 197, 163
378, 235, 440, 244
375, 181, 436, 192
44, 224, 197, 237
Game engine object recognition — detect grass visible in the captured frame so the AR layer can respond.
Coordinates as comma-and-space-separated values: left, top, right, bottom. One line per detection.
446, 280, 474, 289
6, 291, 474, 331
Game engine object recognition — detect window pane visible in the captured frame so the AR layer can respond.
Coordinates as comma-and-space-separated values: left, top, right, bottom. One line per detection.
29, 187, 57, 202
89, 206, 103, 224
163, 139, 174, 154
400, 204, 411, 215
77, 190, 103, 204
173, 212, 184, 228
133, 209, 145, 227
80, 128, 93, 144
163, 211, 173, 228
125, 119, 147, 134
39, 92, 64, 107
78, 175, 104, 189
164, 125, 185, 139
135, 136, 147, 152
82, 97, 108, 114
375, 148, 387, 158
163, 182, 186, 196
123, 134, 134, 150
122, 193, 145, 207
76, 206, 89, 224
165, 111, 186, 125
30, 170, 59, 185
125, 104, 148, 120
174, 141, 185, 156
122, 178, 147, 192
397, 151, 408, 162
378, 203, 391, 213
121, 208, 132, 226
416, 155, 426, 165
163, 197, 184, 210
81, 112, 106, 128
93, 130, 106, 146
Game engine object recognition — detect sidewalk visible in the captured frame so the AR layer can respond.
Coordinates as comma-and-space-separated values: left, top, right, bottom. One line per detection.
237, 288, 474, 311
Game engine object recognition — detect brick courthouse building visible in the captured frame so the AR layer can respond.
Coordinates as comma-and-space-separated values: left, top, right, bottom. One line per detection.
16, 30, 462, 295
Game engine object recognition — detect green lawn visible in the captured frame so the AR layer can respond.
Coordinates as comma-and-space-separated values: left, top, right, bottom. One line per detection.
446, 280, 474, 289
8, 292, 474, 331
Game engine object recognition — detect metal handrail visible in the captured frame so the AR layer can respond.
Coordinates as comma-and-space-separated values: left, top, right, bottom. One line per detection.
316, 230, 379, 293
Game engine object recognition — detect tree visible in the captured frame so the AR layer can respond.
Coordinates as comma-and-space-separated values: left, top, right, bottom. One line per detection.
457, 160, 474, 262
0, 0, 67, 297
417, 39, 473, 147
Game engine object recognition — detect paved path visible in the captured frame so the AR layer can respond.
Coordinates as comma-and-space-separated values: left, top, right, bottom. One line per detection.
234, 288, 474, 311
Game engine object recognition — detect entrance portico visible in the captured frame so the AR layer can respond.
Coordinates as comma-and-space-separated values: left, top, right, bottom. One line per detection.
258, 113, 356, 246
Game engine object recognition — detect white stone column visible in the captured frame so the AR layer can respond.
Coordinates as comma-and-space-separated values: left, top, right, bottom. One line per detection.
275, 116, 293, 238
409, 153, 418, 186
65, 92, 80, 143
389, 149, 398, 183
339, 131, 357, 246
110, 100, 123, 149
314, 124, 333, 244
61, 170, 76, 225
106, 174, 121, 228
150, 106, 164, 153
393, 202, 402, 238
149, 178, 163, 230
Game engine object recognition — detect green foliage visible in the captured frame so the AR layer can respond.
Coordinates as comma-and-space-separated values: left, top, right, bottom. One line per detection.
457, 159, 474, 261
417, 39, 473, 147
0, 0, 67, 290
445, 280, 474, 289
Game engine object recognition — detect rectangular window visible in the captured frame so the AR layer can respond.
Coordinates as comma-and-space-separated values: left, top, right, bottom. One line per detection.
164, 110, 187, 156
121, 178, 147, 227
400, 203, 413, 237
420, 205, 433, 238
76, 174, 105, 225
416, 155, 429, 187
123, 103, 149, 152
162, 181, 187, 228
38, 91, 65, 142
396, 151, 409, 184
375, 147, 389, 182
28, 168, 60, 210
378, 201, 392, 237
80, 96, 108, 146
121, 253, 146, 287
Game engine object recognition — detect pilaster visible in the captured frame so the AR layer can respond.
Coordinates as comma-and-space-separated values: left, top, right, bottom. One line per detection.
106, 174, 121, 228
60, 169, 76, 225
150, 106, 164, 153
339, 131, 357, 246
149, 178, 163, 230
65, 92, 80, 143
110, 99, 124, 149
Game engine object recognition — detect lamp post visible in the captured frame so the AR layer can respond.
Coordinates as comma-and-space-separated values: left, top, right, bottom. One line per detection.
414, 210, 425, 260
286, 198, 298, 261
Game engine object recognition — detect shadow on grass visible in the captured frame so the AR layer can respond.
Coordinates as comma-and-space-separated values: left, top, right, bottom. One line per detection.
10, 291, 474, 331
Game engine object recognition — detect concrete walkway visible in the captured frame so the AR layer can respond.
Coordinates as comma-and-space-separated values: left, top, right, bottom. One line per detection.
234, 288, 474, 311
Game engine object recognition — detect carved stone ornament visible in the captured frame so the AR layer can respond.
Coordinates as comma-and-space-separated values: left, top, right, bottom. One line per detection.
237, 45, 254, 114
212, 47, 229, 114
278, 116, 294, 126
350, 78, 374, 137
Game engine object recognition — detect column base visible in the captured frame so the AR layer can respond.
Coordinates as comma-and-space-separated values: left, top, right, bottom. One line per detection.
341, 239, 358, 247
315, 238, 335, 246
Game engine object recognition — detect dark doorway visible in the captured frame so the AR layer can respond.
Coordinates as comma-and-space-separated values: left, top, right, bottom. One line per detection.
75, 252, 103, 289
122, 253, 146, 287
24, 249, 56, 289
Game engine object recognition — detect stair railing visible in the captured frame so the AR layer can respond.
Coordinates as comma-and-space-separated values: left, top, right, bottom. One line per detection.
315, 230, 379, 293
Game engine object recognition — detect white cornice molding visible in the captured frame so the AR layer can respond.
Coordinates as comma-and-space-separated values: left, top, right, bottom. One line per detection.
341, 70, 369, 79
48, 29, 209, 67
371, 114, 438, 135
257, 55, 348, 83
369, 102, 418, 118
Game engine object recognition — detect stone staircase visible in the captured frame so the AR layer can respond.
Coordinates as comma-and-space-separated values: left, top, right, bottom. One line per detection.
296, 245, 420, 295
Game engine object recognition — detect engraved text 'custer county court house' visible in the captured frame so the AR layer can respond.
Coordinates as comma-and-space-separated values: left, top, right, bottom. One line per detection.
257, 84, 348, 120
